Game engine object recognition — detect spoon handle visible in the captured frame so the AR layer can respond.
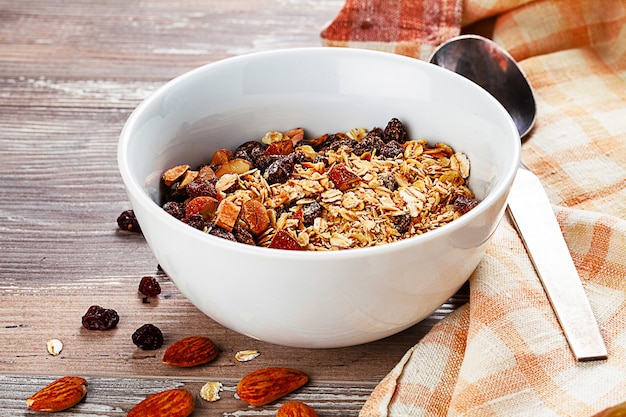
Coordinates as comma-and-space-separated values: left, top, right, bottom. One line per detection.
506, 168, 607, 361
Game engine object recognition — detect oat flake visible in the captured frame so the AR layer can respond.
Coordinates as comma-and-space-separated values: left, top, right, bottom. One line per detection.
200, 381, 223, 402
235, 349, 261, 362
46, 339, 63, 356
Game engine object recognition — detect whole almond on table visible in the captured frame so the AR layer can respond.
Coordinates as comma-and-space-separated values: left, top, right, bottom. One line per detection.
162, 335, 219, 367
277, 401, 318, 417
236, 367, 308, 406
127, 388, 194, 417
26, 376, 88, 412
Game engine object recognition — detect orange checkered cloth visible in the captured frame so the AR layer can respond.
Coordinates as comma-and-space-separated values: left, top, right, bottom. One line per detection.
323, 0, 626, 416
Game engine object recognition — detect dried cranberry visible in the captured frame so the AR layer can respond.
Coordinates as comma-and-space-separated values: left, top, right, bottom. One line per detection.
264, 155, 294, 184
132, 324, 164, 350
383, 118, 408, 143
138, 276, 161, 297
117, 210, 141, 233
81, 305, 119, 330
454, 195, 480, 214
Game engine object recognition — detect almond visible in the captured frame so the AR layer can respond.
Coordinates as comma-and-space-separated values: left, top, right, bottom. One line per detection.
127, 388, 194, 417
162, 164, 190, 186
277, 401, 319, 417
236, 367, 308, 406
162, 336, 219, 367
241, 199, 270, 236
26, 376, 88, 412
215, 158, 252, 177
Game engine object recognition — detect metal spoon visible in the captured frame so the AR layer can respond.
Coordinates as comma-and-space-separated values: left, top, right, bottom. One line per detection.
429, 35, 607, 361
429, 34, 535, 138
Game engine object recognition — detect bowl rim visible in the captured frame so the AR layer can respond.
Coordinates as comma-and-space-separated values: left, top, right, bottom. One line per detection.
118, 46, 521, 260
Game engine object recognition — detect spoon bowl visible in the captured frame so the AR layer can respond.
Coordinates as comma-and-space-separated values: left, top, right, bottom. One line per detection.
429, 34, 536, 138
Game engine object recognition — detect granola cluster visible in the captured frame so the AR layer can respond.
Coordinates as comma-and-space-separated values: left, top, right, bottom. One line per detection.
160, 118, 478, 251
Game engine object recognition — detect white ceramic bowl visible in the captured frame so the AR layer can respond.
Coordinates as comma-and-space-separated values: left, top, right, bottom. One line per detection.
118, 47, 520, 348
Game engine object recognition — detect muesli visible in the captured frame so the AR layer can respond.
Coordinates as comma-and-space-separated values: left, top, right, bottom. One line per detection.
160, 118, 478, 250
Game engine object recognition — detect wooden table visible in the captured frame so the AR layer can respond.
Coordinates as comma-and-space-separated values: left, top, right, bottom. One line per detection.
0, 1, 468, 415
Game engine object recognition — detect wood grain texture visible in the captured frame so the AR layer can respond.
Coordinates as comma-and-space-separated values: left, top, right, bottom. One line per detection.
0, 1, 469, 415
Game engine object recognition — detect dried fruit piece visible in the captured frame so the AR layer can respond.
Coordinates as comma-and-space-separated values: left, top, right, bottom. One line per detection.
214, 199, 241, 232
199, 381, 223, 402
132, 324, 164, 350
26, 376, 88, 412
277, 401, 319, 417
127, 388, 194, 417
81, 305, 119, 330
162, 336, 219, 367
46, 339, 63, 356
268, 230, 303, 251
117, 209, 142, 233
138, 276, 161, 297
215, 158, 252, 177
236, 367, 308, 406
235, 349, 261, 362
185, 196, 219, 221
211, 148, 233, 166
265, 140, 294, 156
328, 163, 360, 191
162, 164, 190, 186
241, 199, 270, 236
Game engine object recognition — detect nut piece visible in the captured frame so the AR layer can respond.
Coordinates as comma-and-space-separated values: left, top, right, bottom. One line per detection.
241, 200, 270, 236
215, 158, 252, 177
162, 164, 190, 186
215, 200, 241, 232
236, 367, 308, 406
26, 376, 88, 412
277, 401, 319, 417
199, 381, 223, 402
235, 349, 261, 362
162, 336, 219, 367
46, 338, 63, 356
127, 388, 194, 417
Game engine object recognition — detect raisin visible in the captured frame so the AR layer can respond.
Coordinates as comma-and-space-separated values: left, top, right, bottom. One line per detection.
264, 155, 294, 184
301, 201, 322, 226
380, 140, 404, 159
138, 276, 161, 297
162, 201, 186, 220
383, 118, 408, 143
454, 195, 480, 214
132, 324, 164, 350
186, 177, 218, 199
183, 213, 208, 230
209, 226, 237, 242
254, 154, 282, 171
378, 172, 397, 191
233, 223, 255, 245
392, 213, 412, 234
235, 140, 267, 165
117, 210, 141, 233
352, 135, 384, 156
313, 155, 329, 166
81, 305, 119, 330
329, 136, 357, 152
